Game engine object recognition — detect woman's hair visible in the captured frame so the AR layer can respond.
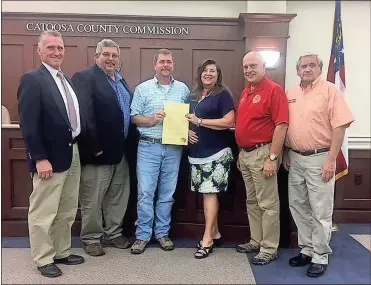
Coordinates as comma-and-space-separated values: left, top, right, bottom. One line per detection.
190, 59, 231, 101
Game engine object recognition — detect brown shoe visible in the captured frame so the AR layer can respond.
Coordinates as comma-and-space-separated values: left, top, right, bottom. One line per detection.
236, 242, 260, 253
130, 239, 148, 254
103, 235, 131, 249
157, 235, 174, 251
84, 243, 105, 256
251, 252, 278, 265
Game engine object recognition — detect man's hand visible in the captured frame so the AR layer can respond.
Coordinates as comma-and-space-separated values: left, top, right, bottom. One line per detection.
188, 130, 198, 144
283, 151, 290, 171
95, 151, 103, 156
321, 157, 336, 182
152, 109, 166, 126
262, 158, 278, 178
36, 159, 53, 179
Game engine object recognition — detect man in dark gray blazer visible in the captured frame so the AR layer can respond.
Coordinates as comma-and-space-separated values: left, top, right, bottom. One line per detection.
72, 39, 134, 257
17, 30, 84, 278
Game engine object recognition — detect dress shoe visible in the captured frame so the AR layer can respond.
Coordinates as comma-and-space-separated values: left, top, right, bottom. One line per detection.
289, 253, 312, 267
37, 263, 62, 278
307, 263, 327, 278
54, 254, 85, 265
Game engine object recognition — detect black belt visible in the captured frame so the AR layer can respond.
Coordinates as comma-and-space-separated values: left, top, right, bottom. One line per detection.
291, 147, 330, 156
140, 136, 162, 144
72, 137, 77, 144
243, 141, 271, 152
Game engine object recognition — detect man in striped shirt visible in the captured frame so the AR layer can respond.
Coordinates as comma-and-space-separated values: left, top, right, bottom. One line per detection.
130, 49, 189, 254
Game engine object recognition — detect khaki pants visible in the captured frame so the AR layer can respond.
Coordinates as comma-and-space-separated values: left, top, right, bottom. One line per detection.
288, 150, 334, 264
239, 144, 280, 254
28, 144, 80, 267
79, 154, 130, 244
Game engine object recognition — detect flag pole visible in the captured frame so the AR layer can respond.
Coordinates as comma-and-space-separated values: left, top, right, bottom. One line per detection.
327, 0, 346, 233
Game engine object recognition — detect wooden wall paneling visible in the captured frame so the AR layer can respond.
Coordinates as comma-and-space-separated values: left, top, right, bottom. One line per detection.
139, 46, 184, 83
191, 42, 245, 104
1, 43, 24, 124
1, 128, 31, 221
333, 150, 371, 223
0, 34, 38, 124
1, 130, 13, 219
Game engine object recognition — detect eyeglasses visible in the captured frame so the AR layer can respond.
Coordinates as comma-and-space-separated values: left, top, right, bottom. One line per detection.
101, 52, 119, 59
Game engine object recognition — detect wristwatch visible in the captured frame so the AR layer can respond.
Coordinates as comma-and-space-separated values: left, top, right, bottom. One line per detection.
269, 154, 278, 161
197, 117, 202, 127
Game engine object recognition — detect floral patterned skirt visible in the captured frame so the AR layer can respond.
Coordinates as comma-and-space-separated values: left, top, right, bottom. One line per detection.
190, 149, 233, 194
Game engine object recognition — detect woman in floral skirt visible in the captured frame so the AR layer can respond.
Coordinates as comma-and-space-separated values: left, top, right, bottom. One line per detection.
185, 59, 235, 259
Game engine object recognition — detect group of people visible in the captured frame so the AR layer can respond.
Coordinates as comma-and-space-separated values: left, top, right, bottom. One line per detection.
17, 29, 354, 279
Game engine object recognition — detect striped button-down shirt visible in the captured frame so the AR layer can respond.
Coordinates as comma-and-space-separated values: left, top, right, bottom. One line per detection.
131, 75, 190, 139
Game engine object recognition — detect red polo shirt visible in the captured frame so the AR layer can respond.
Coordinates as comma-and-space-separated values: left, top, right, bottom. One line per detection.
235, 76, 289, 148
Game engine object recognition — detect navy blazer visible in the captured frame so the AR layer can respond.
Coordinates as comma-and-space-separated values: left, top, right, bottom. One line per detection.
17, 64, 83, 173
72, 64, 136, 165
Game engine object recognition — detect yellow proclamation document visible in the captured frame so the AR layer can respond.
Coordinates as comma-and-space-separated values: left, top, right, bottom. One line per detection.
162, 102, 190, 145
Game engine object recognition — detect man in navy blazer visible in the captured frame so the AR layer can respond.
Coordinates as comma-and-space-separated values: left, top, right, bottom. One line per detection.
17, 30, 85, 278
71, 39, 134, 257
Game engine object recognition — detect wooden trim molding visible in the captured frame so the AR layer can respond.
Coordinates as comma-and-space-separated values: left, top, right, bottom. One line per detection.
239, 13, 297, 38
348, 137, 371, 150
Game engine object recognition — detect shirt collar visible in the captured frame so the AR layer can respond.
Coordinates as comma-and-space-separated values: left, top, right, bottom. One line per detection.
153, 75, 175, 86
114, 71, 122, 80
96, 64, 121, 82
42, 62, 61, 77
246, 75, 268, 94
300, 76, 322, 90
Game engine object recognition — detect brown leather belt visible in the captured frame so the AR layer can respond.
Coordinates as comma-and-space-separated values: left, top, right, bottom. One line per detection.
140, 136, 162, 144
243, 141, 271, 152
291, 147, 330, 156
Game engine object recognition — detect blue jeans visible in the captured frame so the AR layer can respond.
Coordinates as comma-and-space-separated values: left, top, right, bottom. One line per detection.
135, 140, 183, 241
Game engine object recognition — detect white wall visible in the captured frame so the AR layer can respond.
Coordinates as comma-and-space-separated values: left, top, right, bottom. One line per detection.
1, 1, 246, 18
247, 1, 287, 13
2, 1, 370, 139
286, 1, 371, 139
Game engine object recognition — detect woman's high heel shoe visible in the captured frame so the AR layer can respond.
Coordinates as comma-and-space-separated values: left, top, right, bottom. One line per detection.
195, 242, 214, 259
213, 236, 224, 247
197, 236, 223, 248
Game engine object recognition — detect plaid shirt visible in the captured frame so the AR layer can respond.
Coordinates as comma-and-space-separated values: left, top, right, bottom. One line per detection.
131, 76, 190, 139
107, 71, 131, 138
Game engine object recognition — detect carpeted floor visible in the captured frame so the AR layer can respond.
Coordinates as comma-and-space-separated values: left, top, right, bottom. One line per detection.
350, 234, 371, 252
2, 223, 371, 284
1, 247, 255, 284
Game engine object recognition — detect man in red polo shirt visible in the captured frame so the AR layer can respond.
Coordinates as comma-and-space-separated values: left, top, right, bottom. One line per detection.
235, 51, 289, 265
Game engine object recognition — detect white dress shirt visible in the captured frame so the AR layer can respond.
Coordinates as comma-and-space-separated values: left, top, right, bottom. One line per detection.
42, 62, 81, 138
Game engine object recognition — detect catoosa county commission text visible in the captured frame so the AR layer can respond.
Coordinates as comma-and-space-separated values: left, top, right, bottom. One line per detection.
26, 22, 190, 35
